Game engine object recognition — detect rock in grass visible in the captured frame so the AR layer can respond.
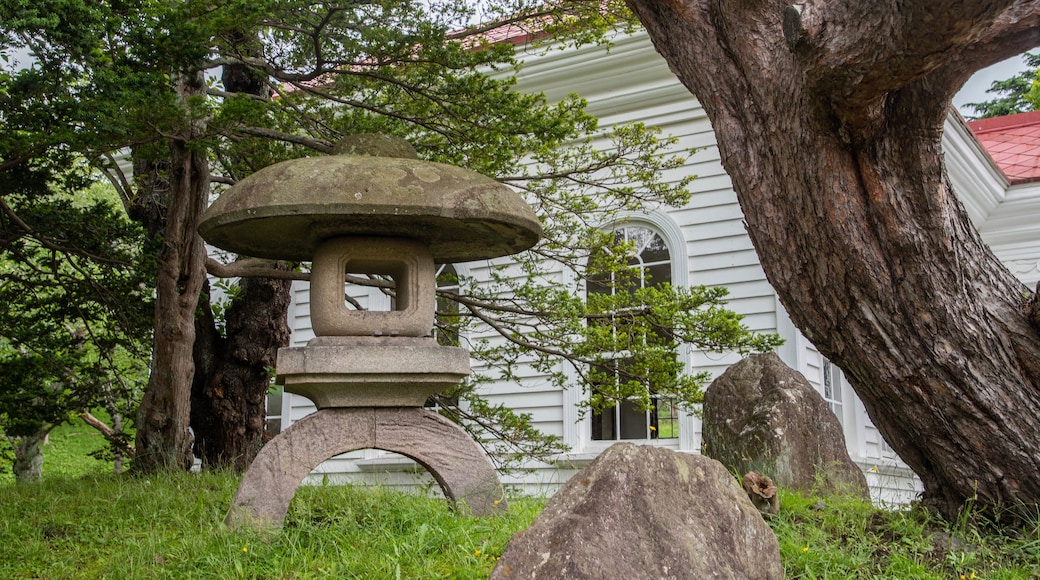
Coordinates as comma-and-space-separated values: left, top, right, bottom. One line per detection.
701, 352, 870, 499
490, 443, 782, 579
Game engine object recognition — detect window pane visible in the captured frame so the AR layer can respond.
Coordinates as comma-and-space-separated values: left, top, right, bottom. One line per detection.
265, 386, 284, 436
640, 232, 670, 265
619, 399, 648, 439
654, 397, 679, 439
645, 262, 671, 287
626, 227, 653, 255
435, 264, 460, 347
587, 273, 614, 296
591, 404, 616, 440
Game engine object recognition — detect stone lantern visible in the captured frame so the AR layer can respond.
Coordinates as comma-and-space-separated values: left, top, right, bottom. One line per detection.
198, 137, 541, 529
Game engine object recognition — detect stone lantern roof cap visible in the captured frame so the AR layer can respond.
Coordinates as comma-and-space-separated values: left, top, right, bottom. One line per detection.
198, 154, 542, 262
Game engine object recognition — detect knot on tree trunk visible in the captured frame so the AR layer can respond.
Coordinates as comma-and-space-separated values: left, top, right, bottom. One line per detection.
783, 3, 820, 52
1027, 281, 1040, 333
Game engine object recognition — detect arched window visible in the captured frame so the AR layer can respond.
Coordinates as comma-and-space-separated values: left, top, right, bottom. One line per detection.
586, 225, 679, 441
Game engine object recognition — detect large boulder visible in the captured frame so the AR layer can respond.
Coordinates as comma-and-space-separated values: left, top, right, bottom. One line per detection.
490, 443, 782, 580
702, 352, 869, 499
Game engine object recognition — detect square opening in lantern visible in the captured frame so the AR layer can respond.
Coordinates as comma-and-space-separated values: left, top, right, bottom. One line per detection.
343, 266, 405, 313
310, 237, 435, 337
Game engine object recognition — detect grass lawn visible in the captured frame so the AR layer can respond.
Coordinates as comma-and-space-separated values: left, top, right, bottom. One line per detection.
0, 471, 541, 579
2, 420, 1040, 578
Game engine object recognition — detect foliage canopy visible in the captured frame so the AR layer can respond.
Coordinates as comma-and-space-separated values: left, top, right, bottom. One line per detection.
1, 0, 779, 472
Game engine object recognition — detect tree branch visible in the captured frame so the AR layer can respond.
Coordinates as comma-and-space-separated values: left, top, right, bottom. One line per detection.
786, 0, 1040, 113
205, 257, 309, 281
94, 152, 133, 210
0, 197, 122, 265
206, 87, 269, 102
79, 411, 136, 459
233, 126, 334, 153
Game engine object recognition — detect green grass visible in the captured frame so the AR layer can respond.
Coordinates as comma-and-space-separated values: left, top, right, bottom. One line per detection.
771, 490, 1040, 579
0, 417, 115, 486
0, 425, 540, 578
3, 423, 1040, 578
0, 472, 541, 579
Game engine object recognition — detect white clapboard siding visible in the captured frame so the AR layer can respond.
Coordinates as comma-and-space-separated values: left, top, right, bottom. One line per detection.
283, 30, 810, 494
272, 29, 1039, 504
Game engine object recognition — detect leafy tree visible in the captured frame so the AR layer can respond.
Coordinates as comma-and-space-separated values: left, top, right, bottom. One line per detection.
626, 0, 1040, 522
1, 0, 777, 474
967, 52, 1040, 118
0, 172, 152, 481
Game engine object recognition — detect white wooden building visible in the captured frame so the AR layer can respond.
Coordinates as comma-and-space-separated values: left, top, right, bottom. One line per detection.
266, 31, 1040, 505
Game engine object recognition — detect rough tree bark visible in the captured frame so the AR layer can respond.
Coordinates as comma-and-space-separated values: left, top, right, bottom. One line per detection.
191, 264, 292, 471
8, 429, 49, 484
626, 0, 1040, 520
187, 38, 294, 472
133, 72, 210, 473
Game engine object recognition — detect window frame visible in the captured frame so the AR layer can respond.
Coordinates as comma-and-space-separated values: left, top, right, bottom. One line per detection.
587, 225, 678, 443
562, 213, 693, 454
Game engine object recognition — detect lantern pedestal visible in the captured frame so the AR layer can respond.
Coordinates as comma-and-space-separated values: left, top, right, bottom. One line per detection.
277, 337, 470, 408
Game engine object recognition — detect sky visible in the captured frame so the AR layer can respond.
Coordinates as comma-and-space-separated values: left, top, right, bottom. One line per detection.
952, 53, 1033, 118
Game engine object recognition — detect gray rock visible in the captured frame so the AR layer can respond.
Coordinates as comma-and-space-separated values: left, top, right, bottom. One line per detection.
701, 352, 869, 499
491, 443, 782, 579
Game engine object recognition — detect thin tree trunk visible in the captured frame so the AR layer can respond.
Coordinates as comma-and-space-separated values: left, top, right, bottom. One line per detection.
108, 406, 127, 474
9, 428, 49, 484
133, 71, 210, 473
187, 33, 293, 472
627, 0, 1040, 520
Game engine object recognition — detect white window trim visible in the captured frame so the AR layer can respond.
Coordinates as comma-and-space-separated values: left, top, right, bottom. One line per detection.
560, 211, 693, 456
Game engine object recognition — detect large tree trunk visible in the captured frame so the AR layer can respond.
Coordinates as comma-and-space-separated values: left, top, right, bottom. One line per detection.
133, 72, 210, 473
191, 264, 292, 471
186, 36, 293, 472
627, 0, 1040, 520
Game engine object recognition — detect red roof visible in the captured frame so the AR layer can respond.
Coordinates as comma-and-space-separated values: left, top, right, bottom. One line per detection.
967, 110, 1040, 185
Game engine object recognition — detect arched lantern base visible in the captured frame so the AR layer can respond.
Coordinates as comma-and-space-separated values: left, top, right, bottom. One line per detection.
226, 407, 508, 530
